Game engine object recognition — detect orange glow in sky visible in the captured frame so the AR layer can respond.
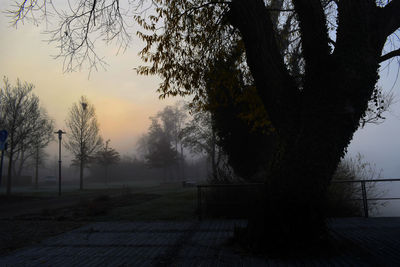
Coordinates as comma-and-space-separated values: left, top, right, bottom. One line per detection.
0, 3, 179, 157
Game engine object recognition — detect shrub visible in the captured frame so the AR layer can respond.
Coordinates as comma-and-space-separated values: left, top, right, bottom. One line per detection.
327, 153, 385, 217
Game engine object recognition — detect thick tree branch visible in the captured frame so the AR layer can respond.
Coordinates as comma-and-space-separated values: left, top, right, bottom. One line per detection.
379, 48, 400, 63
380, 0, 400, 38
335, 2, 381, 66
228, 0, 299, 131
292, 0, 330, 76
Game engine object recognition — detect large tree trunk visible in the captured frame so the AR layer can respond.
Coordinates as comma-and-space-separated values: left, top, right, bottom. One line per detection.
244, 113, 356, 250
227, 0, 389, 253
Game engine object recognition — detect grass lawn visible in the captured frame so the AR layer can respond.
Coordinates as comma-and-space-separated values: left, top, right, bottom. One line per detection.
4, 182, 198, 222
108, 187, 197, 221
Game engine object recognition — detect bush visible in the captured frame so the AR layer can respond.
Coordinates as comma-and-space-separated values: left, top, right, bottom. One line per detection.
327, 153, 385, 217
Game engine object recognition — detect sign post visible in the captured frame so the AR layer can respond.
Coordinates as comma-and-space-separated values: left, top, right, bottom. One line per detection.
0, 130, 8, 188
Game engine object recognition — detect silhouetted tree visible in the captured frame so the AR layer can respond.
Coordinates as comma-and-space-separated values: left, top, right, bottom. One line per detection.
8, 107, 55, 186
138, 117, 179, 182
27, 109, 54, 189
95, 139, 120, 185
0, 77, 50, 194
181, 107, 224, 181
11, 110, 54, 181
156, 103, 187, 179
138, 103, 187, 181
65, 96, 102, 190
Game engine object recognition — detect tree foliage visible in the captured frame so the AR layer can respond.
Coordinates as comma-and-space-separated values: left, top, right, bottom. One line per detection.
137, 103, 187, 181
181, 105, 225, 181
138, 116, 178, 180
95, 139, 120, 185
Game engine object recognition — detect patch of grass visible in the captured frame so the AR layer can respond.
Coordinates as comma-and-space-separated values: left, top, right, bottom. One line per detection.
11, 183, 198, 222
109, 188, 197, 221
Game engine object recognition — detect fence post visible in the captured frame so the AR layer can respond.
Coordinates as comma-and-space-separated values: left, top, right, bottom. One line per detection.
197, 185, 202, 221
361, 181, 369, 218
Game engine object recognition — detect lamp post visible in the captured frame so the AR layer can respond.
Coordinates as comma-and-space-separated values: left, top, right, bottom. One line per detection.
55, 130, 66, 196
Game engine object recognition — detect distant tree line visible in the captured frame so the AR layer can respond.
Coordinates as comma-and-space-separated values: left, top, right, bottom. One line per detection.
0, 77, 122, 193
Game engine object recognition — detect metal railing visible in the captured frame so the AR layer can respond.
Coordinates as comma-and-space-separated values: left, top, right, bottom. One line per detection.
331, 178, 400, 218
197, 179, 400, 220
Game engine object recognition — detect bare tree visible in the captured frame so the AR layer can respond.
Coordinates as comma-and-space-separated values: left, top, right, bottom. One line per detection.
156, 103, 187, 179
65, 96, 102, 190
12, 107, 54, 187
0, 77, 45, 195
181, 107, 223, 180
31, 109, 55, 188
7, 0, 131, 73
95, 139, 120, 185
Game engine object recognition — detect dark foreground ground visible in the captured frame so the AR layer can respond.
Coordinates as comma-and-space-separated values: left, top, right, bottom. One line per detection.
0, 183, 197, 256
1, 218, 400, 266
1, 184, 400, 265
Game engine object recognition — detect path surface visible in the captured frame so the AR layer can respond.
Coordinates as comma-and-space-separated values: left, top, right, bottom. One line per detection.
1, 218, 400, 266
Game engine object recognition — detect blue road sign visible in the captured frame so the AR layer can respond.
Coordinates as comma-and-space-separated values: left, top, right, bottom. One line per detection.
0, 130, 8, 151
0, 130, 7, 142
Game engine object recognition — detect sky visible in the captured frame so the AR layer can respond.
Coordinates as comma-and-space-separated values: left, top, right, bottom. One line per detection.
0, 2, 178, 160
0, 2, 399, 180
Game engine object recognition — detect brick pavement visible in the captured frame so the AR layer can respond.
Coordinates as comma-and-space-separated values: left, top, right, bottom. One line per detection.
1, 218, 400, 266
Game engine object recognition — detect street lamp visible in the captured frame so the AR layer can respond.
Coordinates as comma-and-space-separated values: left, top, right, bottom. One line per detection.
55, 129, 66, 196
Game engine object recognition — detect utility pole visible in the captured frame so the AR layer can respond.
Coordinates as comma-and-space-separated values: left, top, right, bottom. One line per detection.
55, 130, 66, 196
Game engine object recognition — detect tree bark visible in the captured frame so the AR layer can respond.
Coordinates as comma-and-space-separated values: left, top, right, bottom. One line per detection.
228, 0, 391, 252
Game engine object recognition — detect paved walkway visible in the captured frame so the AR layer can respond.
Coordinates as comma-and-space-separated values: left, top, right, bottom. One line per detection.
1, 218, 400, 266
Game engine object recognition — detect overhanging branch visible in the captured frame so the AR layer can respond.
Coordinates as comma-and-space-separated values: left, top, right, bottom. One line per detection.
379, 48, 400, 63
